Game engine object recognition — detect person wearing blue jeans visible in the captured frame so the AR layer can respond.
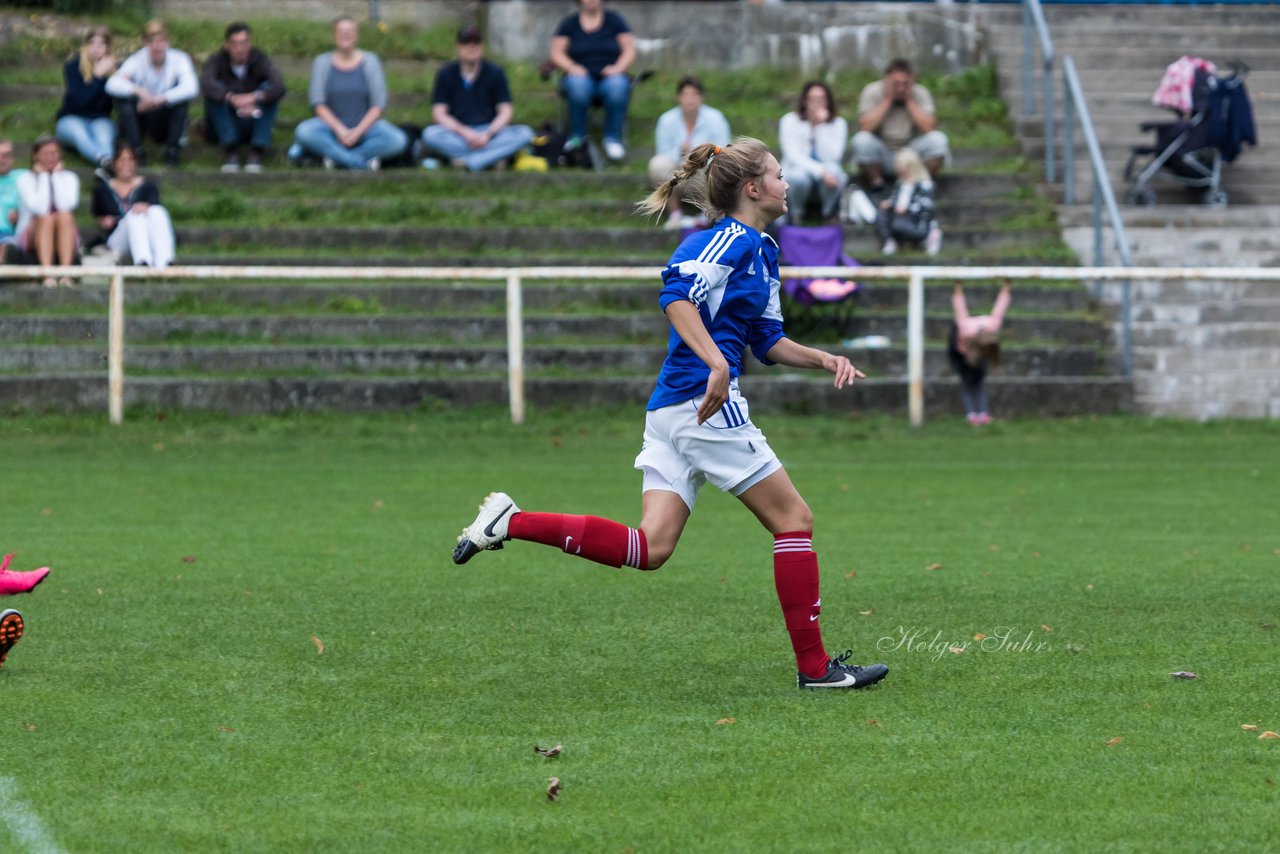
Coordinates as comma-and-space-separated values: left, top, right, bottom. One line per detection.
200, 22, 287, 173
421, 25, 534, 172
55, 26, 117, 167
292, 16, 406, 171
549, 0, 636, 161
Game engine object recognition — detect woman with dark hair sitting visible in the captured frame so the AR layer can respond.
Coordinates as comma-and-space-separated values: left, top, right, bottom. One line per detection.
91, 143, 174, 269
549, 0, 636, 162
778, 81, 848, 224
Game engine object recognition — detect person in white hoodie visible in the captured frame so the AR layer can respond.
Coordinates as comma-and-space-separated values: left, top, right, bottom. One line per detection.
16, 136, 80, 286
106, 18, 198, 167
778, 81, 848, 225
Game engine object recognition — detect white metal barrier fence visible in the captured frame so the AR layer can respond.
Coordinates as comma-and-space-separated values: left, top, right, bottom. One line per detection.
9, 264, 1280, 427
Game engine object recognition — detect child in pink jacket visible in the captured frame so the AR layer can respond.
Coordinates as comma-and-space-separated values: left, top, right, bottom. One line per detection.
948, 282, 1011, 425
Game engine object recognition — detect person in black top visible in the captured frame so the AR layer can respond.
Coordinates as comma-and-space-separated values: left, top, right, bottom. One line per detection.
421, 25, 534, 172
201, 22, 287, 173
54, 27, 117, 168
549, 0, 636, 161
90, 143, 174, 268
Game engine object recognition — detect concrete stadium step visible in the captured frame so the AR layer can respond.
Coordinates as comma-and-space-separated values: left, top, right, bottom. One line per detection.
165, 223, 1062, 254
0, 374, 1134, 418
0, 342, 1104, 379
172, 251, 1083, 268
1124, 322, 1280, 349
985, 23, 1280, 52
1132, 347, 1280, 374
0, 281, 1094, 315
0, 313, 1108, 347
159, 194, 1045, 228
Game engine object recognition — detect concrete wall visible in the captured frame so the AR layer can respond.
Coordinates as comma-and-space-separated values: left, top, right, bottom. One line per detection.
153, 0, 480, 27
488, 2, 987, 74
151, 1, 987, 74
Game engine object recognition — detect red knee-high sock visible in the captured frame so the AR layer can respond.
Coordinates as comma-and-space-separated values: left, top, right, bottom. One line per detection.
773, 531, 829, 678
507, 512, 648, 569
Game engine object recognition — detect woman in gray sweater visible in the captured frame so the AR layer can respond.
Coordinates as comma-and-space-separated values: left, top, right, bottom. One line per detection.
291, 16, 406, 170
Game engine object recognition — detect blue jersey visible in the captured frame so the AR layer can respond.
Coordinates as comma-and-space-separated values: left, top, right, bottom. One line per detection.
647, 216, 786, 410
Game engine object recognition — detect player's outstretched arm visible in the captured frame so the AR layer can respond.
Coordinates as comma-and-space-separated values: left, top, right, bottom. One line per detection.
765, 338, 865, 389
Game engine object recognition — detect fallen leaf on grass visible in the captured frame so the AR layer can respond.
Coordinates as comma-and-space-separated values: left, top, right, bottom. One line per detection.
858, 609, 874, 616
866, 719, 882, 727
1170, 671, 1196, 679
973, 633, 987, 641
1260, 731, 1280, 740
40, 507, 53, 516
311, 636, 325, 655
714, 718, 736, 726
988, 544, 1000, 552
372, 500, 385, 509
22, 723, 36, 732
925, 563, 943, 571
219, 726, 238, 733
844, 571, 857, 579
1104, 737, 1123, 746
181, 555, 197, 564
546, 777, 562, 802
1040, 625, 1053, 632
1241, 724, 1259, 731
153, 442, 166, 452
534, 744, 563, 757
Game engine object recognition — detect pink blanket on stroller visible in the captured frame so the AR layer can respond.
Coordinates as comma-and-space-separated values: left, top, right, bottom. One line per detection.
1152, 56, 1216, 115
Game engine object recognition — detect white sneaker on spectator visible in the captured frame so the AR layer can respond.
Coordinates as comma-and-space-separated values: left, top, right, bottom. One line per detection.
603, 139, 626, 161
322, 157, 336, 171
367, 157, 381, 172
925, 227, 943, 257
882, 238, 898, 256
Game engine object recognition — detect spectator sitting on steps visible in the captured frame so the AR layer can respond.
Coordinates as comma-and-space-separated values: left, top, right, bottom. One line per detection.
420, 25, 534, 172
291, 16, 407, 172
549, 0, 636, 162
648, 76, 731, 231
91, 143, 175, 270
54, 26, 117, 169
105, 18, 198, 168
778, 80, 848, 225
852, 58, 950, 197
15, 137, 80, 287
201, 21, 287, 174
0, 139, 28, 264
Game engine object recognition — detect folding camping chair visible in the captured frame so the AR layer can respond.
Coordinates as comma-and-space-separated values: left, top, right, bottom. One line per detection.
775, 224, 861, 339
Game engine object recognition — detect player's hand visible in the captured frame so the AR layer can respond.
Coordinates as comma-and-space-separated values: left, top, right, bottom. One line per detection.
823, 352, 865, 389
696, 365, 731, 425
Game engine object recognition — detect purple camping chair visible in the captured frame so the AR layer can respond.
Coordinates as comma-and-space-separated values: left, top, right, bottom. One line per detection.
776, 224, 861, 337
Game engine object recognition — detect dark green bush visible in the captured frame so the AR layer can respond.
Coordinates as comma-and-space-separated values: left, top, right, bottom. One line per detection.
8, 0, 148, 14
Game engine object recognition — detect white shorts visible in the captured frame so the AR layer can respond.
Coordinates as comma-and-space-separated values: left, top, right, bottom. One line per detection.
634, 381, 782, 510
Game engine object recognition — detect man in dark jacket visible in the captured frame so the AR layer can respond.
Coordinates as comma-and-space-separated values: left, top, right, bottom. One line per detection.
200, 22, 286, 173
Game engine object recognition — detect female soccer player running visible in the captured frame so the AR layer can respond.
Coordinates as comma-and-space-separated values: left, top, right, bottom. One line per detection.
452, 137, 888, 691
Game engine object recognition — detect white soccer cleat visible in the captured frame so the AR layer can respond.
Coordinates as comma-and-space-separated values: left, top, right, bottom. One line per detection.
451, 492, 521, 565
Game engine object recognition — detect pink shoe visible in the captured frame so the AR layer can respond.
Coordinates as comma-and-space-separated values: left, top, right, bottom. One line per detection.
0, 609, 22, 667
966, 413, 982, 426
0, 554, 51, 595
977, 413, 993, 425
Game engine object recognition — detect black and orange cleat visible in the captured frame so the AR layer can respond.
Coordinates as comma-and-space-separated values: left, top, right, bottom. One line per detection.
0, 609, 23, 669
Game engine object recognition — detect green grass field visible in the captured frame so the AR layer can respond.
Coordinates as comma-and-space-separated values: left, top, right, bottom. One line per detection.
2, 410, 1278, 852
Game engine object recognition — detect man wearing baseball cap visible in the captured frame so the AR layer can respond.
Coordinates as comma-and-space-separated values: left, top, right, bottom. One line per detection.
420, 25, 534, 171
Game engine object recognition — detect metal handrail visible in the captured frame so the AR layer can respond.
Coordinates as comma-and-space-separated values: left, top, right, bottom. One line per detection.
10, 264, 1280, 428
1022, 0, 1056, 182
1061, 56, 1135, 375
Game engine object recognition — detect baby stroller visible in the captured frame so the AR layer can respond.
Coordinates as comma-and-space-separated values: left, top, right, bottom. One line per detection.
1124, 58, 1255, 208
